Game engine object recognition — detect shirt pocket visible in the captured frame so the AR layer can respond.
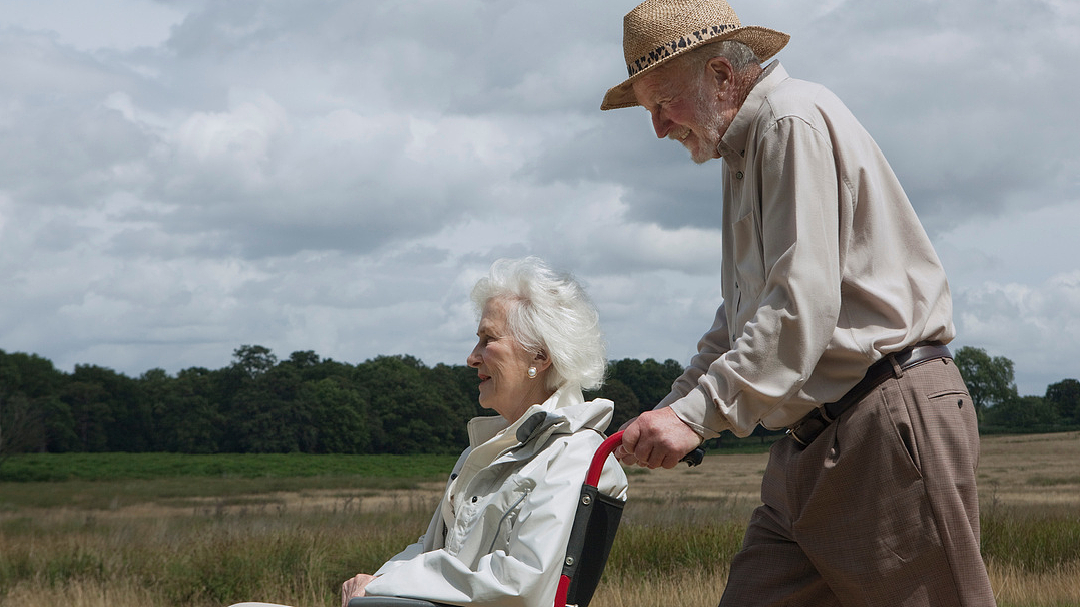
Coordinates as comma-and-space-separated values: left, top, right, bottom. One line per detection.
731, 210, 765, 327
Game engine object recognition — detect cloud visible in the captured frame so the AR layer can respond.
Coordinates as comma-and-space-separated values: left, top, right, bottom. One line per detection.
955, 270, 1080, 395
0, 0, 1077, 401
2, 0, 184, 52
787, 0, 1080, 232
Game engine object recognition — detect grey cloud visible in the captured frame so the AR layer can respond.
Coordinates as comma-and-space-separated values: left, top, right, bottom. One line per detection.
0, 0, 1076, 400
779, 0, 1080, 233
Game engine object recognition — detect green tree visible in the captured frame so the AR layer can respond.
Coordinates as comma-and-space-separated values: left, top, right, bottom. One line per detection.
300, 376, 370, 453
230, 359, 308, 452
587, 378, 641, 431
62, 367, 119, 452
984, 395, 1060, 429
0, 350, 72, 453
1, 393, 40, 466
606, 358, 685, 411
140, 367, 227, 453
1044, 379, 1080, 424
354, 356, 461, 454
426, 363, 482, 449
953, 346, 1018, 419
66, 365, 151, 452
174, 367, 228, 452
232, 345, 278, 378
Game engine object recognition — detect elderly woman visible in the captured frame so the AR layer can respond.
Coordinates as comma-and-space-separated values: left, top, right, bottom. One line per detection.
230, 257, 627, 607
346, 257, 628, 606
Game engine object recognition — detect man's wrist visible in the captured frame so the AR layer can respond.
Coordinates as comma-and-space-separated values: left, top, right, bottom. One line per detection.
668, 388, 727, 439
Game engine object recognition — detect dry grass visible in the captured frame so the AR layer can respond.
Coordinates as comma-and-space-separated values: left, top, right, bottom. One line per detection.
1, 578, 163, 607
2, 432, 1078, 607
593, 569, 728, 607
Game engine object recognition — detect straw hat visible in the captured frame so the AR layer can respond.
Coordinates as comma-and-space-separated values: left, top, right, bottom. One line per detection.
601, 0, 790, 110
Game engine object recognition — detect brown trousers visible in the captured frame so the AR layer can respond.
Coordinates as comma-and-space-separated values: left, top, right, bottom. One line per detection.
719, 357, 996, 606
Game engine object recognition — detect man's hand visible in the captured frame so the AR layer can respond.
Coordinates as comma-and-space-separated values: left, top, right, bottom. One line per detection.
614, 407, 703, 469
341, 573, 376, 607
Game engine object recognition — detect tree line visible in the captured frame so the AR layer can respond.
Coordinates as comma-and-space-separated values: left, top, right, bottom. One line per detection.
1, 345, 1078, 460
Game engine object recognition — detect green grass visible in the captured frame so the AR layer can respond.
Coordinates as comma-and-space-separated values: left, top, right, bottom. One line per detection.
0, 452, 458, 483
0, 452, 459, 511
981, 504, 1080, 573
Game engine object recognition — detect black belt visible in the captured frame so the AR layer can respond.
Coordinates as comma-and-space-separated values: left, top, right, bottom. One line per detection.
787, 342, 952, 448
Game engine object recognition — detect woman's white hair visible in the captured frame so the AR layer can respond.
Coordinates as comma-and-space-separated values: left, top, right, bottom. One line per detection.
471, 257, 606, 392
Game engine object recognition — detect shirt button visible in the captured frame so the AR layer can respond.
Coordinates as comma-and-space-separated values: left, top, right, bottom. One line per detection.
735, 171, 743, 180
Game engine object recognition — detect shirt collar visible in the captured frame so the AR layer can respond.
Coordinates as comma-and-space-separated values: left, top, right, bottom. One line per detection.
717, 60, 786, 167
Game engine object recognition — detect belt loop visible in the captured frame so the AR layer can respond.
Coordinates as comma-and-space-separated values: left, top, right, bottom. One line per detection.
889, 354, 904, 379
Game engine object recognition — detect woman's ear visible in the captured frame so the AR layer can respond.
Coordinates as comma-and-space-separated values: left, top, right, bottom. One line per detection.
532, 350, 553, 372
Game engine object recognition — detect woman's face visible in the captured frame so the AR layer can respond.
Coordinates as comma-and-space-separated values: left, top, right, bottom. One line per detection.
466, 298, 551, 422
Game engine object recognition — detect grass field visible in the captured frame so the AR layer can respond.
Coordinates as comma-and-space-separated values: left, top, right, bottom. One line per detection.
1, 432, 1078, 607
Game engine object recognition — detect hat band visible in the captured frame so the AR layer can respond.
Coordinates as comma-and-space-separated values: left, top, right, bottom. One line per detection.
626, 23, 737, 78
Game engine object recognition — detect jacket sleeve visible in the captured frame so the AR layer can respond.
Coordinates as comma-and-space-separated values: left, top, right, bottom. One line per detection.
372, 536, 427, 575
362, 434, 624, 607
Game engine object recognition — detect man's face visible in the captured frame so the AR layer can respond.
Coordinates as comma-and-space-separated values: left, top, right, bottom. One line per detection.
632, 61, 728, 164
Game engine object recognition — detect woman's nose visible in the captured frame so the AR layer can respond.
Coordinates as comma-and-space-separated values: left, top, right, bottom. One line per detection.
467, 345, 481, 368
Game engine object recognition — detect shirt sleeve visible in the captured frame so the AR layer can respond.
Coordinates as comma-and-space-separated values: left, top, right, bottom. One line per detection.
667, 113, 844, 437
656, 304, 730, 413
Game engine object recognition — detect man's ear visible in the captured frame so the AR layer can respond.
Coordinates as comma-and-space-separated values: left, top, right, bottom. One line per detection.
706, 56, 735, 94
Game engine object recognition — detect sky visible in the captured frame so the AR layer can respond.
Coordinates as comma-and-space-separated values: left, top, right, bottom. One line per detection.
1, 0, 1078, 397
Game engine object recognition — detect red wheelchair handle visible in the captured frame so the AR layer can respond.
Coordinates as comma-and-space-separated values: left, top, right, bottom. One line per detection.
585, 431, 624, 488
586, 429, 705, 487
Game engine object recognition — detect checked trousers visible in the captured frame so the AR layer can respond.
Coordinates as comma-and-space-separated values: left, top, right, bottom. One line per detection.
718, 357, 996, 607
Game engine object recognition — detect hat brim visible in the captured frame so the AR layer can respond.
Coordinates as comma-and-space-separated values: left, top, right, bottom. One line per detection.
600, 26, 790, 111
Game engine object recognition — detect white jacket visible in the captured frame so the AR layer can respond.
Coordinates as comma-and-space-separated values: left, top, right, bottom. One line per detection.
363, 386, 628, 607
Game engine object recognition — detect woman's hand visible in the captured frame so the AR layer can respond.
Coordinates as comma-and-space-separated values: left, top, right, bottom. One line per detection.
341, 573, 377, 607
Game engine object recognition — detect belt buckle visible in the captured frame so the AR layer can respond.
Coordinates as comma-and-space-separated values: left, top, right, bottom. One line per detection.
786, 424, 810, 447
788, 407, 829, 448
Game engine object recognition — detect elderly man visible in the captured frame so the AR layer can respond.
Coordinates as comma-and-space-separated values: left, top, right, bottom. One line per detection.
602, 0, 996, 605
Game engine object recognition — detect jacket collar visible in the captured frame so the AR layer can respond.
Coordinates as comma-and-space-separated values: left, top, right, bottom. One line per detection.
717, 60, 786, 169
466, 385, 613, 449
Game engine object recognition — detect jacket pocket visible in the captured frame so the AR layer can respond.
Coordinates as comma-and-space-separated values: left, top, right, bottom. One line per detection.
487, 487, 531, 554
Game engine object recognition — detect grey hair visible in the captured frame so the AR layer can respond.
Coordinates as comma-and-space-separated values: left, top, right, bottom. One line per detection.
470, 257, 606, 392
672, 40, 761, 77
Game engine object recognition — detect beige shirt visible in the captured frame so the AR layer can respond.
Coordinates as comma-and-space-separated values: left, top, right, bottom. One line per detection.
661, 62, 954, 437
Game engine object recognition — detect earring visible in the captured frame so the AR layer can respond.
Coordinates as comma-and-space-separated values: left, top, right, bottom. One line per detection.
527, 367, 537, 378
